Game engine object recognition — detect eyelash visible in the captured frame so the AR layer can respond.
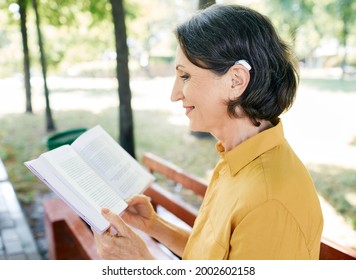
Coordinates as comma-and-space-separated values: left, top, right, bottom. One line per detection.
179, 74, 190, 81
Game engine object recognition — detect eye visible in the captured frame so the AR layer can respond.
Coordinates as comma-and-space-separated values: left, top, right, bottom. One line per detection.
179, 74, 190, 81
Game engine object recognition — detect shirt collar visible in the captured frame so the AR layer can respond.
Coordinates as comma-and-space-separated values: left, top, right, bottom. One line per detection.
215, 120, 285, 176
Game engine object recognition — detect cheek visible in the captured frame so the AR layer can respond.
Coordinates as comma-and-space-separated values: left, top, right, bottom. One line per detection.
183, 82, 201, 101
184, 78, 229, 107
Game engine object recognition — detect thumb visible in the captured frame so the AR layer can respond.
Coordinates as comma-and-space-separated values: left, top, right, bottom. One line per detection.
101, 208, 131, 237
126, 194, 151, 206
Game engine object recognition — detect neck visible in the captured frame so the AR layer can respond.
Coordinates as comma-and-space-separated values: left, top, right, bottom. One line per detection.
213, 118, 273, 152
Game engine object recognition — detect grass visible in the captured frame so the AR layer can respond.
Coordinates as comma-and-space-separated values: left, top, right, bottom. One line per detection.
301, 78, 356, 93
309, 165, 356, 229
1, 75, 356, 232
0, 107, 218, 204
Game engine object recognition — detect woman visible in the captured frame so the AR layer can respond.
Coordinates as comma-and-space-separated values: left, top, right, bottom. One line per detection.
93, 4, 323, 260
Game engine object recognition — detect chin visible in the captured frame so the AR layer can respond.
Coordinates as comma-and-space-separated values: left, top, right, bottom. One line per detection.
189, 125, 206, 133
189, 125, 210, 134
188, 120, 203, 131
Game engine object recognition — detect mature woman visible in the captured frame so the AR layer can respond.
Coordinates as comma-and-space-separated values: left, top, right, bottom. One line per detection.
93, 4, 323, 260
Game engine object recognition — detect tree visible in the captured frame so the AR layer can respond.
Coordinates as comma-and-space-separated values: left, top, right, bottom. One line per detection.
198, 0, 216, 9
5, 1, 33, 113
27, 0, 136, 152
327, 0, 356, 79
268, 0, 313, 49
31, 0, 56, 131
73, 0, 137, 156
109, 0, 135, 157
18, 0, 32, 113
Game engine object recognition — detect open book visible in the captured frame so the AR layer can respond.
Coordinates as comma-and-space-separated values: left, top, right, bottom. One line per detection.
25, 125, 154, 234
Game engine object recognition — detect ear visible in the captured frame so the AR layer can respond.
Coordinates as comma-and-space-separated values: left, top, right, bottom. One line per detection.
228, 64, 250, 99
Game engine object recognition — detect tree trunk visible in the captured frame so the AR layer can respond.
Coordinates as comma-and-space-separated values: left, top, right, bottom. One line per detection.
18, 0, 32, 113
340, 19, 348, 80
31, 0, 56, 131
198, 0, 216, 9
109, 0, 135, 158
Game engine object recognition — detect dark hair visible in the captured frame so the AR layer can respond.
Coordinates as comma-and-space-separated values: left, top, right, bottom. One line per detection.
175, 4, 299, 126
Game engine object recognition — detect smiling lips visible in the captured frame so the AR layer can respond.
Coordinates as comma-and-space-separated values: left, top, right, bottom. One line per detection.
184, 106, 195, 115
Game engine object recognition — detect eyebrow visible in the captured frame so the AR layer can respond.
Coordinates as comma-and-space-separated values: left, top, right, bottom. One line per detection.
175, 64, 185, 70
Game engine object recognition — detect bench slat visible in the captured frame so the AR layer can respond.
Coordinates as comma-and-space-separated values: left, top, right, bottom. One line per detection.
144, 183, 198, 227
43, 198, 99, 260
320, 237, 356, 260
142, 152, 207, 197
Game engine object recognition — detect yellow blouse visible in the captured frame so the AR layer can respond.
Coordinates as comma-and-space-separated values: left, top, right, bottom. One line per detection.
182, 121, 323, 259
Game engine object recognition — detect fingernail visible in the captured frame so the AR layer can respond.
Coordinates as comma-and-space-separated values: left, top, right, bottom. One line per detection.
102, 208, 110, 214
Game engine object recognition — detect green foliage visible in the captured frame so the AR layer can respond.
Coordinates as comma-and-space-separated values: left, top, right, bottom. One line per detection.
1, 0, 355, 78
325, 0, 356, 72
326, 0, 356, 38
37, 0, 81, 26
85, 0, 111, 23
267, 0, 314, 45
309, 165, 356, 229
198, 0, 216, 9
37, 0, 137, 27
263, 0, 356, 66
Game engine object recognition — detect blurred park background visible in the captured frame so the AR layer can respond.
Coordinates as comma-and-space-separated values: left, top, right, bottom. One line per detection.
0, 0, 356, 258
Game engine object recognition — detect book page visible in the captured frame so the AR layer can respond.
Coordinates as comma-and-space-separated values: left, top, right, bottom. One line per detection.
41, 145, 128, 215
72, 126, 154, 200
25, 158, 111, 234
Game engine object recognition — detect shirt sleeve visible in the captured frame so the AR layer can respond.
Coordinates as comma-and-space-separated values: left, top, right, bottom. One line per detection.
228, 200, 311, 259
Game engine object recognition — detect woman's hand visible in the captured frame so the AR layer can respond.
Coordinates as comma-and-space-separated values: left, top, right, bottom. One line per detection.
119, 194, 190, 257
93, 208, 154, 260
121, 194, 157, 234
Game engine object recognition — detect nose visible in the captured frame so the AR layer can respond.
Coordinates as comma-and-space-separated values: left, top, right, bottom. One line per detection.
171, 78, 184, 102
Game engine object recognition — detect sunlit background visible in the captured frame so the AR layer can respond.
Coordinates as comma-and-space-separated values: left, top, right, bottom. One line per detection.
0, 0, 355, 259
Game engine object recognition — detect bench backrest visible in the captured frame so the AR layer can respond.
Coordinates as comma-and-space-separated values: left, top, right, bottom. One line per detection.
141, 152, 356, 260
142, 152, 207, 227
320, 237, 356, 260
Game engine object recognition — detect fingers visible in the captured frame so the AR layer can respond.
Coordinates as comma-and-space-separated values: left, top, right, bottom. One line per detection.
93, 227, 125, 260
94, 209, 155, 260
101, 208, 132, 237
92, 228, 100, 240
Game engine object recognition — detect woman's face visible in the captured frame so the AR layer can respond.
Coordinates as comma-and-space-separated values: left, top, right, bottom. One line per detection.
171, 46, 232, 134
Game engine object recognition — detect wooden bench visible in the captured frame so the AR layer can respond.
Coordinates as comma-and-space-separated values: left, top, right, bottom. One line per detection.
43, 152, 356, 260
43, 198, 174, 260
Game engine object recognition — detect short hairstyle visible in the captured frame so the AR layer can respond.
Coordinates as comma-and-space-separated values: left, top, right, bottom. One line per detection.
175, 4, 299, 126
